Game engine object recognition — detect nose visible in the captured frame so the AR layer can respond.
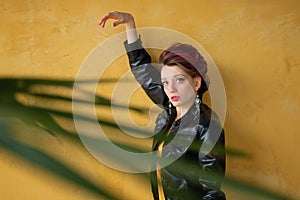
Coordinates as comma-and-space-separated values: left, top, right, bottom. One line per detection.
166, 81, 176, 93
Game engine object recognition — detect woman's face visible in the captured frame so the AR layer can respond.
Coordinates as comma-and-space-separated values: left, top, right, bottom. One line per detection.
161, 65, 201, 109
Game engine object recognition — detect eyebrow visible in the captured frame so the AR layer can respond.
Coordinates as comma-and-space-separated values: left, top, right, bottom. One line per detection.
161, 74, 186, 80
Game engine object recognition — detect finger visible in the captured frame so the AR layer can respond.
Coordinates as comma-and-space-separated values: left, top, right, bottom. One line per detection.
112, 20, 120, 27
107, 11, 119, 19
99, 15, 108, 27
99, 18, 109, 27
99, 12, 118, 27
98, 18, 106, 27
112, 19, 124, 27
99, 19, 107, 27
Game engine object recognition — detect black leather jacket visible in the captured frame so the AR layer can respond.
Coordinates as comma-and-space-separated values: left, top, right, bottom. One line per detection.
124, 39, 226, 200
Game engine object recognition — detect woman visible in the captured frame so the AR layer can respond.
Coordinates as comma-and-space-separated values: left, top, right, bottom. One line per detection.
99, 11, 226, 200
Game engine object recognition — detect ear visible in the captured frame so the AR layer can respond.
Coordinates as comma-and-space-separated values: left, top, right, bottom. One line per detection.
194, 76, 201, 92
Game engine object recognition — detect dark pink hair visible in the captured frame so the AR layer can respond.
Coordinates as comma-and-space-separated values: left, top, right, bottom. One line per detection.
159, 43, 209, 94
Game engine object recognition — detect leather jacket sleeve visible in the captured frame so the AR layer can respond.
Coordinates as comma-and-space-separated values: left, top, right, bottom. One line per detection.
124, 39, 169, 109
197, 121, 226, 199
190, 106, 226, 199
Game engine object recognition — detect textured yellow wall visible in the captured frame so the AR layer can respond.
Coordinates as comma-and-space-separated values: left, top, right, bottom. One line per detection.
1, 0, 300, 200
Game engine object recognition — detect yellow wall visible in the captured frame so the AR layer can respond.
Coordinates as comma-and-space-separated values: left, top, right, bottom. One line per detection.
1, 0, 300, 199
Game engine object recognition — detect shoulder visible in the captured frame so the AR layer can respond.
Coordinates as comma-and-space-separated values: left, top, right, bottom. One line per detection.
197, 103, 224, 142
199, 103, 221, 128
154, 110, 169, 131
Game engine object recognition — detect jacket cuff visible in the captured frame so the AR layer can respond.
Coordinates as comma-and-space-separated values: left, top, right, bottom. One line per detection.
123, 38, 143, 53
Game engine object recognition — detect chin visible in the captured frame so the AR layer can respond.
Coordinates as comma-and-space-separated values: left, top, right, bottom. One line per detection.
171, 102, 181, 107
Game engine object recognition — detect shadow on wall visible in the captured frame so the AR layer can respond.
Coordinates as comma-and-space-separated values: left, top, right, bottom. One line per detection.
0, 77, 291, 200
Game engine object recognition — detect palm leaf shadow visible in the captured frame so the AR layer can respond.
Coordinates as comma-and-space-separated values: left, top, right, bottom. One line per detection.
0, 77, 149, 200
0, 77, 291, 200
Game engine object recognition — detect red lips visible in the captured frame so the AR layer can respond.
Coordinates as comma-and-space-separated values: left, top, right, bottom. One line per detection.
171, 96, 179, 101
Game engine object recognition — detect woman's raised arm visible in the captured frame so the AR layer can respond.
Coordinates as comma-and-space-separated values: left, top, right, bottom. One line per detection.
99, 11, 168, 109
99, 11, 138, 44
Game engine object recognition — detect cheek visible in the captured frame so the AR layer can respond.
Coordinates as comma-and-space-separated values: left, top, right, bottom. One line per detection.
181, 82, 194, 93
163, 87, 171, 96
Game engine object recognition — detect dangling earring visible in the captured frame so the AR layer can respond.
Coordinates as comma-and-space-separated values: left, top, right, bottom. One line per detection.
169, 101, 172, 115
194, 94, 201, 117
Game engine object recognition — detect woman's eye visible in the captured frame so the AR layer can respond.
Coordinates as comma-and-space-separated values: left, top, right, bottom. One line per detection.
162, 81, 168, 86
176, 77, 185, 83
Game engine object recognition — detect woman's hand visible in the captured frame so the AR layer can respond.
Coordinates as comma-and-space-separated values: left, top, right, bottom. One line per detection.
99, 11, 138, 43
99, 11, 135, 28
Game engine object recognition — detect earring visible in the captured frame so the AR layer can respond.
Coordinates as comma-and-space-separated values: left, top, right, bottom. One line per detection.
169, 101, 172, 115
194, 95, 201, 117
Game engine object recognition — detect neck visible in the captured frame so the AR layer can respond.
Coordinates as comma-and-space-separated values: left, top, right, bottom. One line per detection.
175, 99, 195, 120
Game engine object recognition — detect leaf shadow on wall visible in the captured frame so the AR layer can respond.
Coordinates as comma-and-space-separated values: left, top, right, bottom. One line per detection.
0, 77, 291, 200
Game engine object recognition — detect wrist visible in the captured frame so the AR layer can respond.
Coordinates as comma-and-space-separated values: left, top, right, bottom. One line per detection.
125, 14, 138, 44
126, 15, 136, 29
